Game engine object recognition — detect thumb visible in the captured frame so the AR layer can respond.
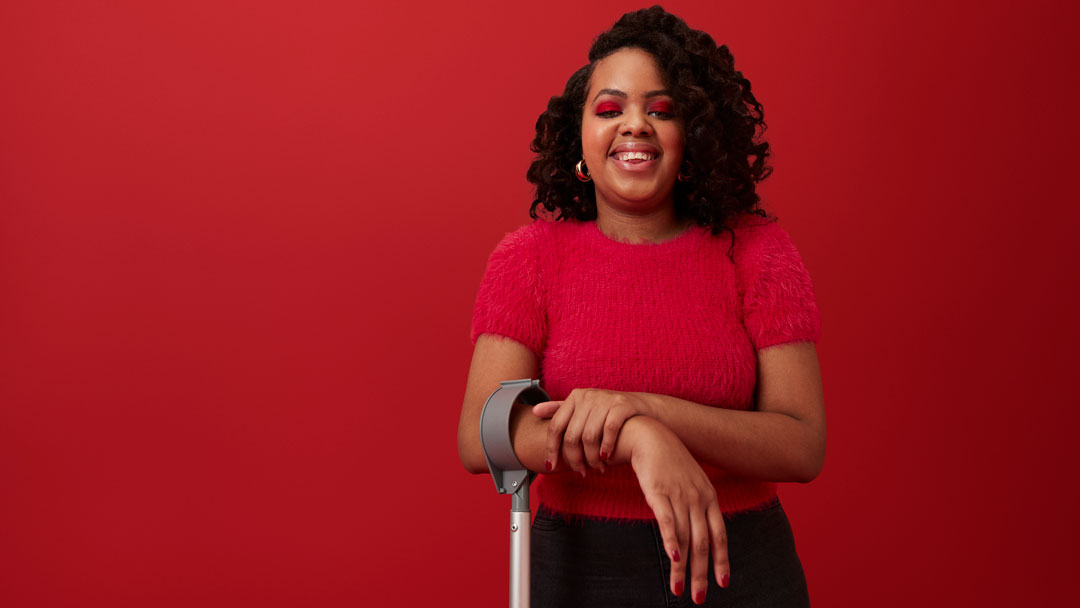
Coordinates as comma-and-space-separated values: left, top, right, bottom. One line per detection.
531, 401, 561, 418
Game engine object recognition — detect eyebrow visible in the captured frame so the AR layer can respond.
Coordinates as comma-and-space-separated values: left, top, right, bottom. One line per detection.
592, 88, 672, 102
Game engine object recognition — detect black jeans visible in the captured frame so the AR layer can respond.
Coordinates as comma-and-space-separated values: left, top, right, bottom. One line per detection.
530, 497, 810, 607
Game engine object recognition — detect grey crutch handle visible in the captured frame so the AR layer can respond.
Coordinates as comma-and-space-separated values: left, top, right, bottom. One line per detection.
479, 378, 550, 501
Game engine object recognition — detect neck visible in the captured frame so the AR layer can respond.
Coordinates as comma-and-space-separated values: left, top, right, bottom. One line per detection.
594, 201, 688, 244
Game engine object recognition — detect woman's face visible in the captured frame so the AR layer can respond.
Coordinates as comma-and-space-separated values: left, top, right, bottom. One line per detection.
581, 47, 685, 214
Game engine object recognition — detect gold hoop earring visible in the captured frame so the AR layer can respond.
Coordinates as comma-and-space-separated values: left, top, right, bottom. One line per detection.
575, 159, 592, 182
677, 161, 693, 182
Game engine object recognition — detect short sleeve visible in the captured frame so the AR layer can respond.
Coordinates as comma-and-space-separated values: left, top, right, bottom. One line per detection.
739, 222, 822, 350
469, 223, 547, 358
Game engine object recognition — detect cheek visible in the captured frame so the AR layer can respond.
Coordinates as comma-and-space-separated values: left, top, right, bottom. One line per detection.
662, 130, 686, 166
580, 120, 612, 160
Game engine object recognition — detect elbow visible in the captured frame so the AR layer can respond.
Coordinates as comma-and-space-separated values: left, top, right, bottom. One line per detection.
796, 446, 825, 483
463, 457, 488, 476
794, 423, 825, 483
797, 460, 823, 484
457, 438, 489, 475
457, 419, 486, 474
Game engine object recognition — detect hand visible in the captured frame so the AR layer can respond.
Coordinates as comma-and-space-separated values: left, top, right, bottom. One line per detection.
625, 416, 730, 603
532, 388, 654, 476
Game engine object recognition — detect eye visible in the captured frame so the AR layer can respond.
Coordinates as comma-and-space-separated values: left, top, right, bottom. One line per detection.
648, 101, 675, 118
595, 101, 622, 118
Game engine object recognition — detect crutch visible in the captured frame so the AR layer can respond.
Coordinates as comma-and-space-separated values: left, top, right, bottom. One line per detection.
479, 378, 550, 608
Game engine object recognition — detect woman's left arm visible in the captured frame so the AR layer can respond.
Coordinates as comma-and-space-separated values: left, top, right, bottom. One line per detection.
644, 341, 825, 483
536, 341, 825, 483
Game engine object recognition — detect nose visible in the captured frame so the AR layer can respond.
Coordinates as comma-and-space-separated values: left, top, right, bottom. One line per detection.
620, 108, 653, 137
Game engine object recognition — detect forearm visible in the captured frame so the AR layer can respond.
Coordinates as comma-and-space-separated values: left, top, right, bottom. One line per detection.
637, 393, 821, 483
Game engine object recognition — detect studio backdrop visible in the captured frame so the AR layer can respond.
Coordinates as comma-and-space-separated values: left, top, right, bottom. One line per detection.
1, 1, 1076, 606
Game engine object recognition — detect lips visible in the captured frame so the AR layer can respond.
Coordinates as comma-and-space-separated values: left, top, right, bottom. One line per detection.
609, 142, 661, 172
613, 150, 657, 161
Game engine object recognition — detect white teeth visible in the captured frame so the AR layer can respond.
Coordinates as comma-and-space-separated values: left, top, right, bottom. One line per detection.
615, 151, 656, 161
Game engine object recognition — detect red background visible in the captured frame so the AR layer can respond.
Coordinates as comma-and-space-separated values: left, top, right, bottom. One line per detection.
2, 0, 1077, 605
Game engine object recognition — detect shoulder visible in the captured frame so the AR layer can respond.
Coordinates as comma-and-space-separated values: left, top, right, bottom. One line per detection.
723, 213, 817, 294
730, 211, 787, 246
487, 218, 572, 258
493, 217, 563, 244
727, 212, 805, 263
488, 219, 542, 257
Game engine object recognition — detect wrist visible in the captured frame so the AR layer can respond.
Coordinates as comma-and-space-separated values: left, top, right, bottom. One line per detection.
610, 415, 660, 466
633, 391, 661, 420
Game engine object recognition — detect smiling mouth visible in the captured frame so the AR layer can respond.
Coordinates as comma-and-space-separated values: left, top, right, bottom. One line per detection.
609, 150, 661, 173
611, 151, 658, 162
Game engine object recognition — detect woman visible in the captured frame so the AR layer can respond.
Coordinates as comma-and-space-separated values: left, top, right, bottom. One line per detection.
457, 6, 824, 607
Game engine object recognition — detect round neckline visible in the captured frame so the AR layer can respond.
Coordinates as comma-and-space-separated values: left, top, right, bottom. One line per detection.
587, 219, 699, 248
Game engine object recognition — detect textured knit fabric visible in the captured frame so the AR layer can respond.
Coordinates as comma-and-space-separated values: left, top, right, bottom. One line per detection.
469, 213, 822, 521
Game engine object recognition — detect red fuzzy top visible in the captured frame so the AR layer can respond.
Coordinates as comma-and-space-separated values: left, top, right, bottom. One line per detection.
470, 213, 822, 520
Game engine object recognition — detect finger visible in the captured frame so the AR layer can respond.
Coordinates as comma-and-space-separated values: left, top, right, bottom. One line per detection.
531, 401, 561, 419
562, 406, 588, 476
707, 502, 730, 589
545, 400, 574, 472
599, 406, 633, 465
688, 500, 710, 604
580, 405, 608, 473
644, 493, 685, 597
671, 497, 691, 599
559, 441, 582, 480
564, 438, 586, 477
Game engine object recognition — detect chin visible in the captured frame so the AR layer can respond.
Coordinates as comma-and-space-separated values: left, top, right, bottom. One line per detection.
608, 180, 671, 202
615, 190, 660, 202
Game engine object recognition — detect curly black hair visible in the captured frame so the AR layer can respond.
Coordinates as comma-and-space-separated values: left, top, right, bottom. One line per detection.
526, 5, 775, 249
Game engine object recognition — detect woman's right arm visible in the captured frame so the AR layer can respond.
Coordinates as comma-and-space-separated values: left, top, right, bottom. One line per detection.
458, 333, 569, 475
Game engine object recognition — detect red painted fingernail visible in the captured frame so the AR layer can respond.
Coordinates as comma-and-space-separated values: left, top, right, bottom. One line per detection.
672, 548, 680, 562
599, 450, 608, 460
694, 590, 705, 604
721, 572, 729, 588
674, 580, 684, 596
545, 460, 552, 472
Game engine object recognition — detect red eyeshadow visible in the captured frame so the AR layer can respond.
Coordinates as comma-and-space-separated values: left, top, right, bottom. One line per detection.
649, 101, 674, 113
596, 102, 621, 113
